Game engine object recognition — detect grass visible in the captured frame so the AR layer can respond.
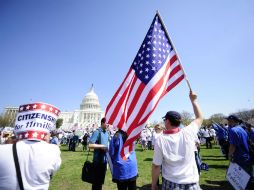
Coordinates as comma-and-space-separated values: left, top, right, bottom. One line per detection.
49, 143, 231, 190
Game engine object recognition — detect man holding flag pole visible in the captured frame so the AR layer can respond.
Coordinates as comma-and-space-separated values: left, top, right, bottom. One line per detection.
152, 91, 203, 190
105, 10, 203, 189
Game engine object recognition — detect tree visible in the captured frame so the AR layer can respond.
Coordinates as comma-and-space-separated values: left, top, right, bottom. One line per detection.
248, 118, 254, 126
56, 118, 63, 129
234, 109, 254, 122
0, 113, 13, 128
181, 110, 193, 126
209, 113, 225, 124
202, 119, 212, 127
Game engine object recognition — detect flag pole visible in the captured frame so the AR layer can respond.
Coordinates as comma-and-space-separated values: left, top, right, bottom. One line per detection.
156, 10, 192, 92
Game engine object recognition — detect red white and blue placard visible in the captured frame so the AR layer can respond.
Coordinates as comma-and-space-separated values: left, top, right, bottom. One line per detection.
14, 102, 61, 140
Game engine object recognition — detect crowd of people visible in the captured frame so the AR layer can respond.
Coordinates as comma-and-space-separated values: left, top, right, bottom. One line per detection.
1, 91, 254, 190
86, 91, 254, 190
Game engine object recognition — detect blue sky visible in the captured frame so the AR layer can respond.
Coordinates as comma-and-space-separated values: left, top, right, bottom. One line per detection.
1, 0, 254, 122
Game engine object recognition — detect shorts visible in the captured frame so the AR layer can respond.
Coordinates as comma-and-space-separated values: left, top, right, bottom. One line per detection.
162, 178, 201, 190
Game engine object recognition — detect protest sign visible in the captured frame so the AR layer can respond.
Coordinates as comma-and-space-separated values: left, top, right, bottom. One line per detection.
14, 102, 60, 140
226, 162, 250, 190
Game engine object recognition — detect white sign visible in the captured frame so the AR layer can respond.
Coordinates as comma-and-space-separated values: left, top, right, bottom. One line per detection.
14, 102, 60, 135
226, 162, 250, 190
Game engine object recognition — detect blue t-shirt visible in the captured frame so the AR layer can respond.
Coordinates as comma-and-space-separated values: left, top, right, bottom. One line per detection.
50, 136, 59, 145
109, 132, 138, 181
229, 125, 250, 167
89, 127, 109, 163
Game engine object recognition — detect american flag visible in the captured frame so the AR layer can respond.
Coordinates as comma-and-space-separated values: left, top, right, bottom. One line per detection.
105, 13, 185, 159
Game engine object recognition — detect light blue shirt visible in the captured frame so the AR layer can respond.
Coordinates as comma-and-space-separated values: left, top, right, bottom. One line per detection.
50, 136, 59, 145
89, 127, 109, 163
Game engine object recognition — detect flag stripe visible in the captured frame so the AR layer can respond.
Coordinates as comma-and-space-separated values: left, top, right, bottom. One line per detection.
106, 69, 135, 124
126, 53, 178, 134
108, 84, 130, 125
166, 71, 185, 92
116, 77, 139, 129
105, 68, 132, 114
121, 123, 146, 158
126, 81, 146, 123
138, 83, 173, 130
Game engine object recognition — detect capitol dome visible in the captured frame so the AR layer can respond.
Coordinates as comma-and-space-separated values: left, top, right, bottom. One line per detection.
80, 85, 101, 110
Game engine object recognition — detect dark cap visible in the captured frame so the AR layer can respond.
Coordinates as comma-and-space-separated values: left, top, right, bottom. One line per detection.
101, 117, 106, 124
226, 115, 241, 122
162, 111, 182, 121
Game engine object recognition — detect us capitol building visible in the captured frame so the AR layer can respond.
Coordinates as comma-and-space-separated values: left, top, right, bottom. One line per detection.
4, 85, 104, 131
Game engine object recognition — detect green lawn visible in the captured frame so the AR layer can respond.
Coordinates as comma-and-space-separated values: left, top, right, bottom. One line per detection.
49, 144, 231, 190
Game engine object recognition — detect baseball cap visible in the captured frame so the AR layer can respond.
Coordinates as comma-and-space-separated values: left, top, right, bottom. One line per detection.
225, 115, 241, 122
162, 111, 182, 121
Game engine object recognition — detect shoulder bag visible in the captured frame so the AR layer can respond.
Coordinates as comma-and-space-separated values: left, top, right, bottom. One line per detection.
81, 148, 95, 183
12, 142, 25, 190
81, 130, 101, 183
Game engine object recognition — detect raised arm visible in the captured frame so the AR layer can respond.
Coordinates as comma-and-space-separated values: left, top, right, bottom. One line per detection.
189, 91, 203, 127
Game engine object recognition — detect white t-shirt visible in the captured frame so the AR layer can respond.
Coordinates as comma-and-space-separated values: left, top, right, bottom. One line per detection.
146, 130, 152, 141
209, 128, 216, 137
153, 121, 200, 184
152, 131, 162, 146
0, 140, 61, 190
140, 131, 147, 141
201, 128, 210, 138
